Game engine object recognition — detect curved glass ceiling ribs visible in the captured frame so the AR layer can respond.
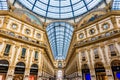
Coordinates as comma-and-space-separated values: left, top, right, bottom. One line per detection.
46, 22, 74, 60
0, 0, 8, 10
112, 0, 120, 10
17, 0, 103, 19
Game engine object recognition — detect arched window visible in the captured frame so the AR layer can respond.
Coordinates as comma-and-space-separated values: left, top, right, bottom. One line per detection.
93, 48, 99, 59
81, 51, 86, 61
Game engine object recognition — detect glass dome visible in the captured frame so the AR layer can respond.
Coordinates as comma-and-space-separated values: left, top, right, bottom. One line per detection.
17, 0, 103, 19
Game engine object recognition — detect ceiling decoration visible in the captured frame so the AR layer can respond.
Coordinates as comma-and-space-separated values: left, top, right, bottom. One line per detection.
46, 22, 74, 60
17, 0, 103, 19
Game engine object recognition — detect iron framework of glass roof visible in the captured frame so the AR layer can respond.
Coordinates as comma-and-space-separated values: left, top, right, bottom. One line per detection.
17, 0, 103, 19
112, 0, 120, 10
0, 0, 8, 10
46, 22, 74, 60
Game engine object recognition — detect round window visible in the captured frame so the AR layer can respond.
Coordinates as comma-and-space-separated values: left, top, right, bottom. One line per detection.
12, 24, 17, 29
89, 29, 95, 35
102, 23, 109, 30
25, 29, 31, 34
79, 33, 84, 39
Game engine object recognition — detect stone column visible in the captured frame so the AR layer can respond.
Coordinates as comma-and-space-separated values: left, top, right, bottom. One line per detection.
77, 51, 82, 80
0, 41, 6, 56
6, 66, 15, 80
105, 65, 114, 80
90, 68, 96, 80
76, 70, 82, 80
104, 45, 110, 64
87, 49, 96, 80
23, 68, 30, 80
37, 69, 43, 80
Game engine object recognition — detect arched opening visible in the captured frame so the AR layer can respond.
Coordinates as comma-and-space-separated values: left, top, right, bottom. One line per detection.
57, 70, 63, 80
95, 62, 107, 80
111, 60, 120, 80
13, 62, 25, 80
29, 64, 38, 80
0, 60, 9, 80
82, 64, 91, 80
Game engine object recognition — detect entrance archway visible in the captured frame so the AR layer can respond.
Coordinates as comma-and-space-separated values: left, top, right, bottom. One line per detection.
0, 60, 9, 80
82, 64, 91, 80
95, 62, 107, 80
13, 62, 25, 80
57, 70, 63, 80
29, 64, 38, 80
111, 60, 120, 80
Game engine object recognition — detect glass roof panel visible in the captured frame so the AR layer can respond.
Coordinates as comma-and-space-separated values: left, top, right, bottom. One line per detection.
0, 0, 8, 10
112, 0, 120, 10
46, 22, 74, 60
17, 0, 103, 19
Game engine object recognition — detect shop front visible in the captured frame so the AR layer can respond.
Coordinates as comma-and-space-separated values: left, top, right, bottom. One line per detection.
0, 60, 9, 80
13, 62, 25, 80
111, 60, 120, 80
95, 62, 108, 80
29, 64, 38, 80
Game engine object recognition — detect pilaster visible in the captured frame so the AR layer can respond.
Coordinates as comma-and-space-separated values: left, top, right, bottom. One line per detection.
105, 65, 114, 80
6, 66, 15, 80
24, 68, 30, 80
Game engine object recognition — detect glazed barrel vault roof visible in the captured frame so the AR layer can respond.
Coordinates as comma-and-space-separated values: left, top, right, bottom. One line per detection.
17, 0, 103, 19
46, 22, 74, 60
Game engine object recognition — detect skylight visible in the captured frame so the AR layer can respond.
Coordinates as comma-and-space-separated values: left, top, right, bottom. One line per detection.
112, 0, 120, 10
17, 0, 103, 19
46, 22, 74, 60
0, 0, 8, 10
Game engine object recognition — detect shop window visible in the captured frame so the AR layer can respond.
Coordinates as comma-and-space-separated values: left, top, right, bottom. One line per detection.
21, 48, 26, 58
4, 44, 11, 56
93, 48, 99, 59
109, 44, 117, 56
34, 51, 38, 60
